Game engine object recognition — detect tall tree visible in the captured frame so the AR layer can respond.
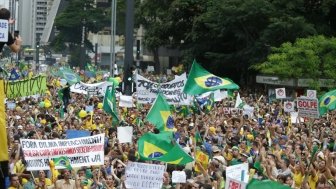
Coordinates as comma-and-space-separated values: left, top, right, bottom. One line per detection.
253, 35, 336, 89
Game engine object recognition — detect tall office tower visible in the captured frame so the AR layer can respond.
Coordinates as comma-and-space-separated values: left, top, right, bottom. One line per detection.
16, 0, 52, 47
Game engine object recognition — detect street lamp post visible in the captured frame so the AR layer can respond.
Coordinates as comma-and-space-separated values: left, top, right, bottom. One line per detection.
110, 0, 117, 77
36, 40, 39, 73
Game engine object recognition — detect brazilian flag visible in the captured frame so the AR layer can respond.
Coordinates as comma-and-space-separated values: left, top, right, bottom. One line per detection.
146, 93, 174, 131
57, 67, 81, 85
53, 156, 72, 170
137, 132, 194, 165
319, 89, 336, 115
183, 60, 239, 95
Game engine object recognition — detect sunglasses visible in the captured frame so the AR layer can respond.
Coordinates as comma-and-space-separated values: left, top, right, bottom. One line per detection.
117, 166, 123, 169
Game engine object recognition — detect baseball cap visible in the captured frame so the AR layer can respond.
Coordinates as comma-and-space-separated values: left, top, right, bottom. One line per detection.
212, 146, 220, 153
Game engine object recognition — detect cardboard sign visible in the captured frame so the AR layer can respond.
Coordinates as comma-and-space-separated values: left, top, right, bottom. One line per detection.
194, 150, 209, 173
119, 95, 134, 108
117, 126, 133, 143
0, 19, 9, 42
125, 162, 165, 189
226, 163, 249, 183
307, 90, 317, 99
172, 171, 186, 183
275, 88, 286, 99
225, 177, 247, 189
284, 101, 295, 112
297, 97, 319, 118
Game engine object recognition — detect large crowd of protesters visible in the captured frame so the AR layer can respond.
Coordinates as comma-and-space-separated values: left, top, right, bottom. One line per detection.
4, 70, 336, 189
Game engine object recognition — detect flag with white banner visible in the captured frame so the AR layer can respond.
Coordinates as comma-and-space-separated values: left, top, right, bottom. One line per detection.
284, 101, 295, 112
275, 88, 286, 99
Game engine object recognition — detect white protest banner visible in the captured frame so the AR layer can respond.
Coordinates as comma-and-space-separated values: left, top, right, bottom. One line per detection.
226, 163, 249, 183
275, 88, 286, 99
70, 81, 111, 96
172, 171, 186, 183
20, 134, 105, 171
119, 95, 134, 107
117, 126, 133, 143
297, 97, 319, 118
225, 177, 247, 189
307, 90, 317, 99
125, 162, 165, 189
0, 19, 9, 42
136, 73, 191, 105
284, 101, 295, 112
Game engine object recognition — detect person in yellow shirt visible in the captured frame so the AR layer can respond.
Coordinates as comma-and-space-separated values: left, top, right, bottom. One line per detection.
8, 174, 23, 189
34, 170, 53, 189
291, 161, 305, 188
308, 165, 319, 189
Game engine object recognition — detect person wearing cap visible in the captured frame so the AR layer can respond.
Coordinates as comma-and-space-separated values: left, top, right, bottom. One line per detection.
212, 146, 226, 166
229, 146, 241, 165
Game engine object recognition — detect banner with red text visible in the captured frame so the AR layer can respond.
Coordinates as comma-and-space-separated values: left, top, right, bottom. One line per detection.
297, 97, 319, 118
20, 134, 104, 171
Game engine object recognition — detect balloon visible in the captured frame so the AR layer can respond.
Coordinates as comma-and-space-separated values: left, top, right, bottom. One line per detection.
44, 101, 51, 108
79, 109, 87, 118
115, 77, 122, 83
40, 119, 47, 125
108, 77, 119, 86
39, 101, 45, 108
98, 103, 103, 109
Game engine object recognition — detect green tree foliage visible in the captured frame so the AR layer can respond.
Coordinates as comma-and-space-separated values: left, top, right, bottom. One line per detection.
136, 0, 336, 81
254, 35, 336, 81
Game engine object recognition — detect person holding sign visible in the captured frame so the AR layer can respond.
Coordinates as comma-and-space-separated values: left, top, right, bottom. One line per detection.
0, 8, 22, 53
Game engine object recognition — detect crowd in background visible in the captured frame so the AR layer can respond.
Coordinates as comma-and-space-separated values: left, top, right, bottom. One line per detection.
4, 73, 336, 189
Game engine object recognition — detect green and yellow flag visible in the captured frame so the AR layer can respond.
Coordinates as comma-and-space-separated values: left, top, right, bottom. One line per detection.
319, 89, 336, 115
53, 156, 72, 170
247, 179, 291, 189
137, 132, 194, 165
146, 93, 174, 131
103, 85, 119, 126
184, 60, 239, 95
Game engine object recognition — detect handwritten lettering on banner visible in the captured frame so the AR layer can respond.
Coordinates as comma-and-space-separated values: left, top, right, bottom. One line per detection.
20, 134, 105, 171
125, 162, 165, 189
4, 75, 47, 99
70, 81, 111, 96
136, 73, 191, 105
